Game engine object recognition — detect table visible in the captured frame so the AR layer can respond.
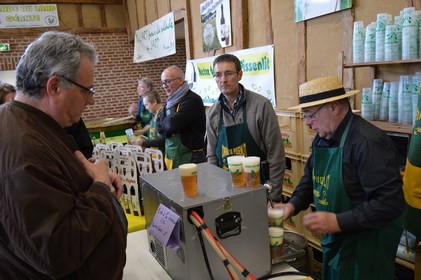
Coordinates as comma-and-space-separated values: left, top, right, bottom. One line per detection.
123, 230, 312, 280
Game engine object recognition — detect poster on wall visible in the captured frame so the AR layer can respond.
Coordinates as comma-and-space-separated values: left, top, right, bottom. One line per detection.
185, 45, 276, 107
200, 0, 232, 52
0, 4, 59, 28
294, 0, 352, 22
134, 12, 175, 63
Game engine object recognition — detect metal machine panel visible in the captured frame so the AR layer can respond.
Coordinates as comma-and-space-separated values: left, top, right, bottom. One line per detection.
141, 163, 271, 280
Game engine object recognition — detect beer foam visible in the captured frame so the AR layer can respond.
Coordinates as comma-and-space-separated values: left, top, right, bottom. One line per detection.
179, 163, 197, 176
243, 156, 260, 172
227, 155, 245, 165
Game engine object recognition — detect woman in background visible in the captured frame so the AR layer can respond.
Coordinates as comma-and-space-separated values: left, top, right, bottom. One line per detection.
128, 77, 153, 138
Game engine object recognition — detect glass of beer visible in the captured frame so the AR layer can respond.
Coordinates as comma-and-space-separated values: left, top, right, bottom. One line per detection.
179, 163, 198, 197
269, 227, 284, 260
268, 208, 284, 227
227, 155, 245, 187
243, 156, 260, 188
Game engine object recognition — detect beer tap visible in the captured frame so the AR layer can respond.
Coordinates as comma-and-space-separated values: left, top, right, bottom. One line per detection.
261, 160, 274, 208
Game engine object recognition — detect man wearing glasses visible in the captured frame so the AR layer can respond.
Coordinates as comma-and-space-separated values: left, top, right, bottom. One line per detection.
156, 65, 206, 170
275, 76, 404, 279
0, 31, 127, 279
206, 54, 286, 203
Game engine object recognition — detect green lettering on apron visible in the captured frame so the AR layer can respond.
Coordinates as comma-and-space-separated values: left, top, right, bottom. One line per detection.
215, 104, 266, 180
313, 116, 403, 280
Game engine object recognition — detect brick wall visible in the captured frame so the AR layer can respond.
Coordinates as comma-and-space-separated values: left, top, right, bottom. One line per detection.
0, 32, 186, 120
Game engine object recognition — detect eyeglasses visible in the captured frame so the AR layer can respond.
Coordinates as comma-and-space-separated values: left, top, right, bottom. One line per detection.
56, 74, 96, 95
213, 71, 238, 80
302, 103, 326, 121
160, 77, 180, 86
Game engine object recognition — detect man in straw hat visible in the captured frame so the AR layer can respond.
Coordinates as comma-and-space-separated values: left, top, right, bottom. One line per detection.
275, 76, 404, 279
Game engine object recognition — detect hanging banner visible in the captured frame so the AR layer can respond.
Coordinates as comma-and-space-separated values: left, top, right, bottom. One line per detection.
185, 45, 276, 107
200, 0, 232, 52
134, 12, 175, 63
0, 4, 59, 28
294, 0, 352, 22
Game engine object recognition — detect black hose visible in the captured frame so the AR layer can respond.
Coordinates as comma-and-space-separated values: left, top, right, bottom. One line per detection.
258, 270, 310, 279
195, 226, 215, 280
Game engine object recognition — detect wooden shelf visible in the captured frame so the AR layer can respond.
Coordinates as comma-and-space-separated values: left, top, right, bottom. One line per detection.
369, 120, 412, 134
344, 59, 421, 68
395, 257, 415, 271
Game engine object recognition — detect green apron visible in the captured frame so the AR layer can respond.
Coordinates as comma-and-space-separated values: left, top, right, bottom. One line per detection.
149, 107, 165, 155
164, 104, 192, 170
138, 102, 152, 138
313, 116, 403, 280
215, 105, 266, 175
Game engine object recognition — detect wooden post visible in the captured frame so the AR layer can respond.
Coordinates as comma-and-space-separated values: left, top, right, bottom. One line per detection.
235, 0, 248, 50
297, 21, 306, 87
264, 0, 274, 45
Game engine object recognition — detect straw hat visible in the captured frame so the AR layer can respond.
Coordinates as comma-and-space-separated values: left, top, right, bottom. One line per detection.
288, 76, 359, 110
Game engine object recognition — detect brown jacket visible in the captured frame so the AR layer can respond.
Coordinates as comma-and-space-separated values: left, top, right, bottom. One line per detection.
0, 101, 127, 279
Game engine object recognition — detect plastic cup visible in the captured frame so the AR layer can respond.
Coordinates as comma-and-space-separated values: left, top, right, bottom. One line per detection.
268, 208, 284, 227
227, 155, 245, 187
125, 128, 135, 144
269, 227, 284, 260
179, 163, 197, 197
243, 156, 260, 188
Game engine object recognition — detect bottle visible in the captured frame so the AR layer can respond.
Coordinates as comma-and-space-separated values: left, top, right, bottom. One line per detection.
220, 4, 225, 42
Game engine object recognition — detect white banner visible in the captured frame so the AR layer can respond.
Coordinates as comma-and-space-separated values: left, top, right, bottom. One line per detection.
0, 4, 59, 28
185, 45, 276, 107
134, 12, 176, 63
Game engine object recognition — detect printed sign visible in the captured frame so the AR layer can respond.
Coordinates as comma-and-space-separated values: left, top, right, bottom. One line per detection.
0, 4, 59, 28
134, 12, 176, 63
200, 0, 232, 52
294, 0, 352, 22
148, 204, 181, 250
185, 45, 276, 107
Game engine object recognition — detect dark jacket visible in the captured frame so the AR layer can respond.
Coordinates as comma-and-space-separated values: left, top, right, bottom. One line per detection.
0, 101, 127, 279
156, 89, 206, 151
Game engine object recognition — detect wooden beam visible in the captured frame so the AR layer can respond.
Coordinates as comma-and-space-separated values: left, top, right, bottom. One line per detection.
341, 8, 355, 91
263, 0, 274, 45
1, 0, 122, 3
122, 0, 132, 40
0, 27, 126, 36
76, 3, 84, 28
100, 4, 107, 28
297, 21, 306, 86
182, 0, 192, 60
235, 0, 248, 50
154, 0, 158, 20
174, 9, 184, 22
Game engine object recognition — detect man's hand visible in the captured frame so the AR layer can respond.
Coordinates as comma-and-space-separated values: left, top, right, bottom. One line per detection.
273, 202, 295, 221
302, 211, 341, 234
109, 171, 123, 199
128, 102, 138, 117
75, 151, 122, 198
